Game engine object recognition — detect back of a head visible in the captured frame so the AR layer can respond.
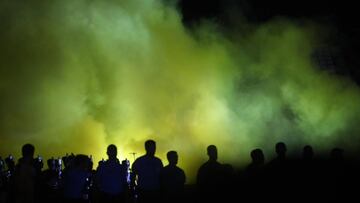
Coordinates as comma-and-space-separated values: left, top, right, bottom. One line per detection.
145, 139, 156, 156
70, 154, 90, 171
330, 148, 344, 161
22, 143, 35, 158
167, 151, 178, 165
207, 145, 218, 161
62, 154, 75, 169
47, 158, 56, 170
302, 145, 314, 160
5, 155, 15, 170
275, 142, 287, 156
251, 148, 265, 164
107, 144, 117, 159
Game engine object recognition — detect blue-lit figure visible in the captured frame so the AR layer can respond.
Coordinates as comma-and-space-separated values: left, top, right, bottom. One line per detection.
95, 144, 128, 203
62, 154, 92, 203
131, 140, 163, 203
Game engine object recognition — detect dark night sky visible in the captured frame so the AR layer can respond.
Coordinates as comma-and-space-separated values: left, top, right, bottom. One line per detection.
178, 0, 360, 84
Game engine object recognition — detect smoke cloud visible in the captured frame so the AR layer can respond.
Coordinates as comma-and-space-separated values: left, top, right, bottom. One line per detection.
1, 0, 360, 182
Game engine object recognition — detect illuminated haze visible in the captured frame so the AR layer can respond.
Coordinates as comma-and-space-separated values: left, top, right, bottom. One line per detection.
1, 0, 360, 182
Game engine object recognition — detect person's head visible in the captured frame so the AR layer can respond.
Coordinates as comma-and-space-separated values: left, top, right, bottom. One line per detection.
5, 155, 15, 171
47, 158, 56, 170
107, 144, 117, 159
22, 143, 35, 159
207, 145, 217, 161
145, 140, 156, 156
251, 148, 265, 164
34, 155, 44, 171
167, 151, 178, 166
72, 154, 91, 171
302, 145, 314, 160
330, 148, 344, 161
275, 142, 287, 157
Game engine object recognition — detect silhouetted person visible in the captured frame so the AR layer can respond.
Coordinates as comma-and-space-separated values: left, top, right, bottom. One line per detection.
95, 144, 128, 203
196, 145, 224, 201
268, 142, 288, 173
5, 156, 15, 176
246, 148, 265, 176
11, 144, 36, 203
267, 142, 292, 202
1, 155, 15, 202
62, 154, 76, 170
40, 158, 62, 202
242, 148, 266, 201
33, 155, 43, 175
62, 154, 92, 203
272, 142, 287, 163
330, 148, 344, 163
302, 145, 314, 161
131, 140, 163, 203
327, 147, 347, 200
298, 145, 318, 201
300, 145, 316, 180
160, 151, 185, 203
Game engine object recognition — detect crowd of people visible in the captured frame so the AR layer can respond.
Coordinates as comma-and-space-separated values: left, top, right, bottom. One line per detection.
0, 140, 359, 203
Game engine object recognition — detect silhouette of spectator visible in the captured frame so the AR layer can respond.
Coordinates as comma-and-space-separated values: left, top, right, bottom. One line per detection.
196, 145, 224, 201
131, 140, 163, 203
271, 142, 287, 164
62, 153, 76, 171
11, 144, 36, 203
242, 148, 266, 201
268, 142, 289, 174
5, 156, 15, 175
40, 158, 62, 202
0, 155, 15, 202
246, 148, 265, 176
267, 142, 292, 202
302, 145, 314, 161
62, 154, 92, 203
300, 145, 316, 179
33, 155, 43, 175
160, 151, 186, 203
298, 145, 319, 201
330, 148, 344, 162
95, 144, 128, 203
329, 148, 346, 197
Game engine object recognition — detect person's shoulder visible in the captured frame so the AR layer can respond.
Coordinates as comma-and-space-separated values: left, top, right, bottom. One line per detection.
161, 165, 170, 172
138, 155, 149, 161
96, 164, 104, 172
133, 155, 147, 165
177, 166, 186, 180
174, 166, 185, 175
154, 156, 162, 162
154, 156, 163, 165
199, 161, 210, 169
176, 166, 185, 172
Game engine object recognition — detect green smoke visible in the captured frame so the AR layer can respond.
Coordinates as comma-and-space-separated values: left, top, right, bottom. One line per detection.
0, 0, 359, 182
